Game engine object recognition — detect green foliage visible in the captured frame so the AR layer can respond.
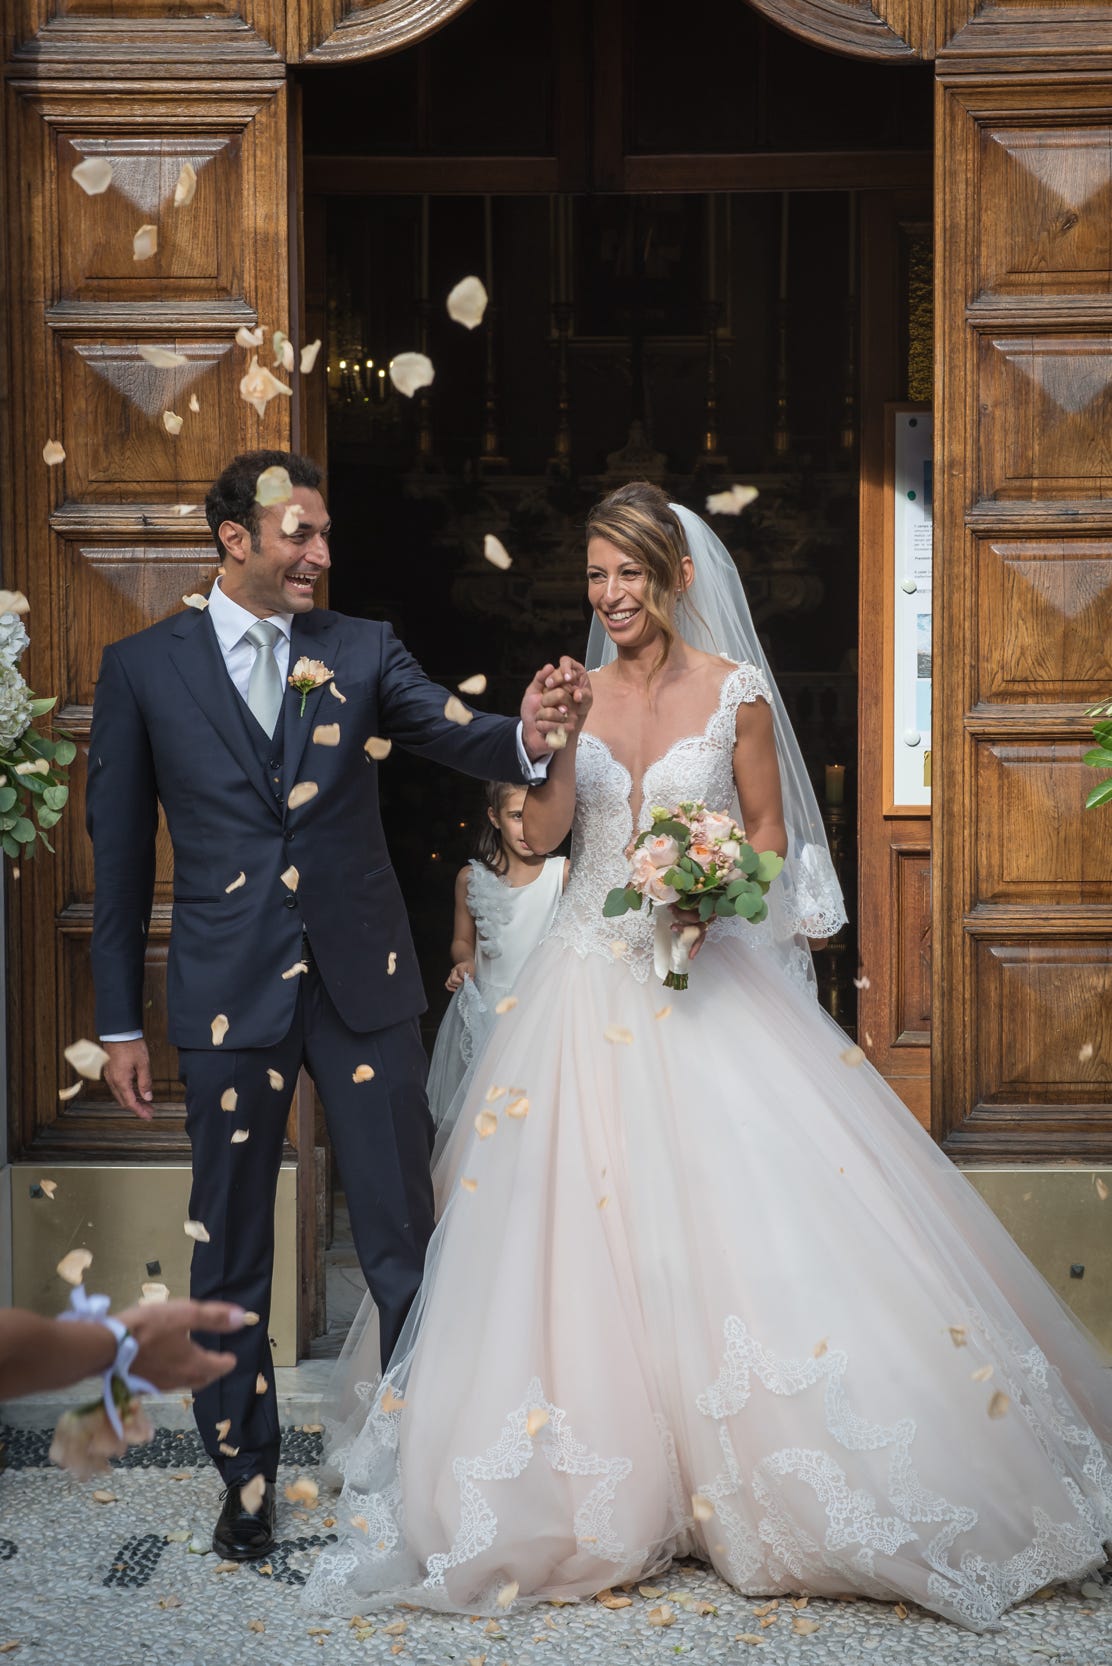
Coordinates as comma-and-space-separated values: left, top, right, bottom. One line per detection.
1084, 699, 1112, 812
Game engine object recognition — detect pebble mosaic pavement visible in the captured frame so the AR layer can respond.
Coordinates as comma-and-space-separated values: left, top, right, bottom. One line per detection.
1, 1425, 1110, 1666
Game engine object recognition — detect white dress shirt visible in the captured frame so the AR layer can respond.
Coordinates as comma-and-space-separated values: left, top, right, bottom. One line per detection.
101, 583, 549, 1041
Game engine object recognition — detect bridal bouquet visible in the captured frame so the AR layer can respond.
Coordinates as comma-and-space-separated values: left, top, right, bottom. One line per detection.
0, 593, 74, 860
603, 802, 784, 989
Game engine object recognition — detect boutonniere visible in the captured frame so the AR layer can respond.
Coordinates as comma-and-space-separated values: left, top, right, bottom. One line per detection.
289, 656, 334, 717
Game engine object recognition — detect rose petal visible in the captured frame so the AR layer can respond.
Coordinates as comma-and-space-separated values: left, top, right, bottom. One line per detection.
236, 326, 265, 349
381, 1386, 406, 1414
300, 339, 322, 374
225, 871, 246, 893
281, 961, 309, 980
444, 695, 473, 726
231, 1129, 249, 1144
506, 1095, 529, 1119
72, 157, 113, 195
446, 275, 489, 330
140, 1281, 169, 1303
596, 1592, 631, 1610
705, 484, 759, 516
655, 1004, 672, 1021
240, 1474, 266, 1515
182, 593, 209, 610
457, 673, 487, 696
56, 1248, 93, 1285
162, 410, 183, 435
188, 393, 200, 413
39, 1179, 57, 1200
133, 224, 158, 262
220, 1088, 238, 1112
280, 866, 299, 891
267, 1069, 284, 1091
691, 1494, 715, 1521
388, 351, 435, 397
284, 1476, 319, 1507
211, 1014, 229, 1046
547, 725, 568, 750
287, 782, 318, 810
42, 440, 66, 467
460, 1177, 478, 1193
526, 1407, 548, 1436
475, 1109, 498, 1139
483, 534, 512, 570
92, 1489, 117, 1505
352, 1064, 375, 1083
853, 973, 871, 990
495, 996, 518, 1015
312, 723, 340, 747
1079, 1040, 1094, 1062
988, 1390, 1010, 1418
255, 465, 293, 506
387, 952, 397, 976
184, 1219, 210, 1243
603, 1024, 633, 1045
215, 1418, 232, 1440
255, 1374, 267, 1394
281, 505, 300, 535
57, 1081, 82, 1102
272, 331, 294, 372
173, 162, 197, 207
840, 1045, 866, 1067
328, 681, 346, 703
242, 1310, 260, 1325
1096, 1177, 1109, 1202
495, 1581, 519, 1610
64, 1039, 109, 1080
364, 736, 392, 761
813, 1337, 828, 1358
648, 1606, 675, 1628
949, 1325, 967, 1347
792, 1617, 821, 1635
239, 356, 292, 419
138, 345, 187, 368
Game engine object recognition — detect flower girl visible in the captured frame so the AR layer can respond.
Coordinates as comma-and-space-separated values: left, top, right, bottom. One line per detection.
425, 781, 567, 1139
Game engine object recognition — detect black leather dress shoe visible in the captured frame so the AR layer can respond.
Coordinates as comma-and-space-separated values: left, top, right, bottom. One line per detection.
212, 1480, 276, 1560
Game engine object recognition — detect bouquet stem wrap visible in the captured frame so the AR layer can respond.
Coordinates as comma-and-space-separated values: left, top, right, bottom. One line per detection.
653, 908, 702, 991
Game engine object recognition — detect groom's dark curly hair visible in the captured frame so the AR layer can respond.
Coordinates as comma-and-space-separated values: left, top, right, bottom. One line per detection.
205, 450, 324, 557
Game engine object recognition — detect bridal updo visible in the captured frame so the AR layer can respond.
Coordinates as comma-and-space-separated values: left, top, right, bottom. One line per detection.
585, 481, 690, 679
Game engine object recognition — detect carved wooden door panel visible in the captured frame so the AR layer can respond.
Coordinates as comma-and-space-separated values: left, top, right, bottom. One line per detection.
2, 36, 292, 1167
934, 59, 1112, 1159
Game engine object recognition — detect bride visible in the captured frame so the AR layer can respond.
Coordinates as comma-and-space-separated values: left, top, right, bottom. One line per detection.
304, 482, 1111, 1630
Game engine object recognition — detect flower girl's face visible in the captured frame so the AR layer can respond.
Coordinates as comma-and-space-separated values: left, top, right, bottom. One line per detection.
488, 788, 534, 857
586, 537, 660, 650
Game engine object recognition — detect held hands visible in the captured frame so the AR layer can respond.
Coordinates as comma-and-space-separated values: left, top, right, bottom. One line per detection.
520, 658, 592, 760
103, 1038, 154, 1121
446, 958, 476, 993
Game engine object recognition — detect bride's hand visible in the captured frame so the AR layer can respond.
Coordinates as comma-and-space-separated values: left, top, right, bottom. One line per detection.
521, 658, 592, 755
673, 912, 709, 962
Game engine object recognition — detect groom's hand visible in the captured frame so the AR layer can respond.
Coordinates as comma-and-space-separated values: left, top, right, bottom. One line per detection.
521, 658, 591, 758
103, 1038, 155, 1122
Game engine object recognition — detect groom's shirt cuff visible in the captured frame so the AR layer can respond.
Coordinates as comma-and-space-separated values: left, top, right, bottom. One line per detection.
515, 721, 551, 783
101, 1031, 143, 1043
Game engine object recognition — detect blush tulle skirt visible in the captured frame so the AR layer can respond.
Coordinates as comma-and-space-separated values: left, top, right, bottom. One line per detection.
303, 934, 1112, 1630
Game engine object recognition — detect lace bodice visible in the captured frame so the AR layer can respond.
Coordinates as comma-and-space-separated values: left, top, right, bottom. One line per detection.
550, 663, 772, 983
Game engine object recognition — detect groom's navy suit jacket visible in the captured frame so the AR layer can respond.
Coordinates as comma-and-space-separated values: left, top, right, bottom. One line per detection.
86, 603, 527, 1050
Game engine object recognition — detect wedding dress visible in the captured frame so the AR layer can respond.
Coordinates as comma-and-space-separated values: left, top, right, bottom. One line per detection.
305, 661, 1112, 1631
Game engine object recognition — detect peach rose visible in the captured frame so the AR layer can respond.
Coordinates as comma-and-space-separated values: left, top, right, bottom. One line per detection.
630, 848, 679, 907
642, 833, 680, 869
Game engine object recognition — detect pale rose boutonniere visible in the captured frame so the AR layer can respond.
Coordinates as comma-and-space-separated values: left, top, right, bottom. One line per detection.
289, 656, 334, 717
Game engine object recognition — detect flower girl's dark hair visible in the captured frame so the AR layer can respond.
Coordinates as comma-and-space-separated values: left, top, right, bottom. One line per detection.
473, 780, 516, 873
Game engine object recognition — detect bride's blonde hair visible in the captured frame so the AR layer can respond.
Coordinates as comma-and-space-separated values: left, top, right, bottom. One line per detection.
585, 481, 689, 682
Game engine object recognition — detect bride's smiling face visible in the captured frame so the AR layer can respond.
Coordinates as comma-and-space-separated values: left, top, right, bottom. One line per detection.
586, 536, 660, 648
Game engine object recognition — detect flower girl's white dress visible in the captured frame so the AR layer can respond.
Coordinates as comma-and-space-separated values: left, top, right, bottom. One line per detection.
306, 663, 1112, 1630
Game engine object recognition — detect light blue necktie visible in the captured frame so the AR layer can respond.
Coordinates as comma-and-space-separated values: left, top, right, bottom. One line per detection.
244, 619, 283, 736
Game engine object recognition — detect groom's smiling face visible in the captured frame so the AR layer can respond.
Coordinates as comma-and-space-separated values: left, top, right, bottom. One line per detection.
218, 486, 332, 618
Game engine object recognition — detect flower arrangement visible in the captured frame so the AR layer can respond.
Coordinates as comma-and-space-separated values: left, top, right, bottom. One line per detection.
0, 593, 74, 860
603, 801, 784, 989
288, 655, 334, 717
1084, 697, 1112, 810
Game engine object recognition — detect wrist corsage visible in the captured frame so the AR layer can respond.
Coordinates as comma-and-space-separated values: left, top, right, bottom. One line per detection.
50, 1286, 157, 1478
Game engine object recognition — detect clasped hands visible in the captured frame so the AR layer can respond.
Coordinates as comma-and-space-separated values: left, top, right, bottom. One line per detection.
520, 657, 592, 760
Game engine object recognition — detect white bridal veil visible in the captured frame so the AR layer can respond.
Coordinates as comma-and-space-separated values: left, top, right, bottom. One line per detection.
586, 500, 847, 993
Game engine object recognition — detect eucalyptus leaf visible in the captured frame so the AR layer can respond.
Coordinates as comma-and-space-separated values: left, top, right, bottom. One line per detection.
35, 805, 61, 829
738, 846, 759, 874
1, 834, 18, 859
0, 787, 15, 813
699, 894, 716, 921
735, 891, 764, 919
42, 785, 68, 811
754, 851, 785, 885
53, 739, 77, 766
11, 817, 36, 844
36, 833, 53, 854
28, 695, 57, 718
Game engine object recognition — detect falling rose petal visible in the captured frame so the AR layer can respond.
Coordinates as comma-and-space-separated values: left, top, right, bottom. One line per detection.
1096, 1177, 1109, 1202
281, 505, 300, 535
506, 1095, 529, 1119
0, 590, 29, 616
598, 1195, 609, 1209
225, 871, 246, 894
267, 1069, 284, 1091
272, 331, 295, 372
388, 351, 434, 397
300, 339, 322, 374
255, 464, 293, 506
364, 736, 392, 761
1079, 1041, 1094, 1062
971, 1363, 993, 1382
328, 681, 346, 703
64, 1039, 109, 1080
492, 1581, 519, 1610
72, 156, 113, 195
813, 1338, 828, 1358
231, 1129, 249, 1144
691, 1494, 715, 1521
655, 1004, 672, 1021
352, 1064, 375, 1083
853, 972, 871, 990
240, 1474, 266, 1515
236, 325, 266, 350
483, 533, 512, 571
39, 1179, 58, 1200
526, 1407, 548, 1437
181, 593, 209, 610
460, 1176, 478, 1193
287, 781, 318, 810
188, 393, 200, 413
444, 695, 473, 726
475, 1109, 498, 1139
381, 1385, 407, 1414
140, 1281, 170, 1303
548, 725, 570, 751
242, 1311, 260, 1325
138, 345, 187, 369
239, 356, 292, 420
386, 952, 397, 975
485, 1084, 506, 1102
57, 1081, 82, 1102
215, 1418, 232, 1440
987, 1390, 1010, 1418
312, 723, 340, 747
457, 673, 487, 696
705, 483, 759, 516
211, 1013, 229, 1046
284, 1476, 319, 1507
604, 1024, 633, 1045
176, 503, 199, 515
349, 1515, 369, 1534
220, 1088, 238, 1112
280, 865, 299, 891
446, 275, 489, 330
840, 1045, 866, 1067
495, 996, 518, 1015
184, 1219, 210, 1243
42, 439, 66, 467
255, 1374, 267, 1394
648, 1606, 675, 1628
133, 224, 158, 262
281, 961, 309, 980
173, 162, 197, 207
56, 1247, 93, 1285
949, 1325, 968, 1347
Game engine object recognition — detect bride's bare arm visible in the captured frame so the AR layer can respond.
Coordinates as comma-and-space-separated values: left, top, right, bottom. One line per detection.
734, 697, 788, 859
522, 669, 593, 853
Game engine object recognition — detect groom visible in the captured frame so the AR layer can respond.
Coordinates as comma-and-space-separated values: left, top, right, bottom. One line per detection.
86, 449, 582, 1560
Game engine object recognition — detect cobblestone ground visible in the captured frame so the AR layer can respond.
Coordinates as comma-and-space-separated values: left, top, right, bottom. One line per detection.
1, 1425, 1110, 1666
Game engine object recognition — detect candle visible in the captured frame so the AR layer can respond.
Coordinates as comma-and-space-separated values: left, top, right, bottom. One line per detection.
825, 764, 845, 806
